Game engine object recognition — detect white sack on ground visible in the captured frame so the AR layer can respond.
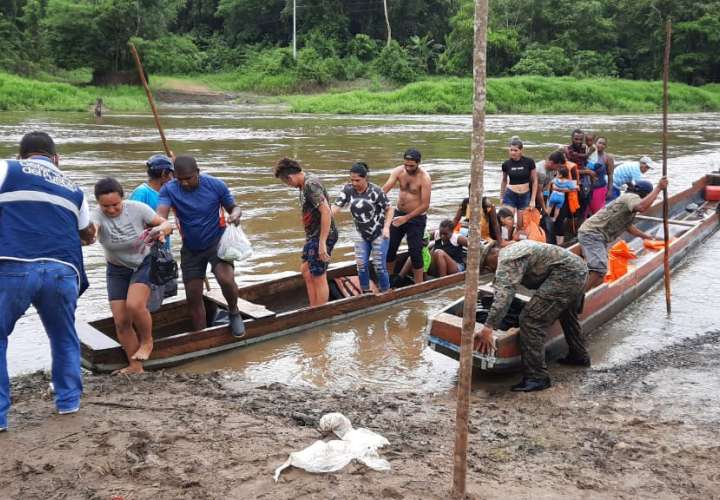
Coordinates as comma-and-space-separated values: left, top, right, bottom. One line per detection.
274, 412, 390, 481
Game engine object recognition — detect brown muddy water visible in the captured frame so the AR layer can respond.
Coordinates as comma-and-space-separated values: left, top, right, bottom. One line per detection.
2, 106, 720, 389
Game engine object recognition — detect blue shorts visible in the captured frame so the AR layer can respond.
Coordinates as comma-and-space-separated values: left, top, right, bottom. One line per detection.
106, 255, 152, 301
302, 236, 338, 277
502, 189, 531, 210
548, 191, 565, 210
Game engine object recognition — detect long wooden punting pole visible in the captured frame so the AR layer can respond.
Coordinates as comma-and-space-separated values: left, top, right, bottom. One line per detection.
128, 42, 172, 157
662, 20, 672, 314
128, 42, 211, 291
451, 0, 489, 497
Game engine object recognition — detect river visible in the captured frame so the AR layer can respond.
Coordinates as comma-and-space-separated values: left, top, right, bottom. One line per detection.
2, 106, 720, 388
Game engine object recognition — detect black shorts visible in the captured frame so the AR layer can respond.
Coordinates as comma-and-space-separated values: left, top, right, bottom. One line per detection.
387, 210, 427, 271
180, 241, 232, 283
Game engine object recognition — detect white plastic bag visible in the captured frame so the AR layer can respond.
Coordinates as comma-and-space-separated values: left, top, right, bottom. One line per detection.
217, 224, 253, 262
273, 412, 390, 482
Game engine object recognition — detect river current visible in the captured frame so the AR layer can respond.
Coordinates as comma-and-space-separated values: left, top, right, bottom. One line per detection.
2, 105, 719, 389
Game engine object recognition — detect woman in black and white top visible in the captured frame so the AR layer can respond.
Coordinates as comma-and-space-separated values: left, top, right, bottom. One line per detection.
332, 162, 394, 292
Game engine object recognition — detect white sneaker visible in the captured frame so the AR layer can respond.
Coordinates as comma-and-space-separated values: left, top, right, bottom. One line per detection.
58, 406, 79, 415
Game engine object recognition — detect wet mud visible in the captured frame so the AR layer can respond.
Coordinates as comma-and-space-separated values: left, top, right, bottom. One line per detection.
2, 331, 719, 499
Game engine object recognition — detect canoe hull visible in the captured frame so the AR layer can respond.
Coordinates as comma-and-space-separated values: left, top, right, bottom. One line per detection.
80, 253, 467, 373
427, 174, 720, 373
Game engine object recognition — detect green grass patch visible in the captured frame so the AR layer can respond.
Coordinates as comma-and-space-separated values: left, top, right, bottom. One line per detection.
287, 76, 720, 114
0, 71, 148, 112
199, 70, 301, 95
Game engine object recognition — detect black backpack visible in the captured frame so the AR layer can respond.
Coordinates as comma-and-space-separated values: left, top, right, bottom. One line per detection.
149, 242, 178, 286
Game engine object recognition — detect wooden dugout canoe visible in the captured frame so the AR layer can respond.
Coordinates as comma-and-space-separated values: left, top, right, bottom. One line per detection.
427, 174, 720, 373
78, 250, 468, 373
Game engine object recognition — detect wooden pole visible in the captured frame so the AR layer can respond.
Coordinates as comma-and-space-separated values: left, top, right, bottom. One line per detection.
128, 42, 172, 157
451, 0, 488, 498
128, 42, 211, 292
662, 19, 672, 314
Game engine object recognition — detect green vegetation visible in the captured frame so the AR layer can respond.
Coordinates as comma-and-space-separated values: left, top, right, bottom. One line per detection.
1, 0, 720, 114
0, 72, 146, 112
288, 77, 720, 115
2, 0, 720, 87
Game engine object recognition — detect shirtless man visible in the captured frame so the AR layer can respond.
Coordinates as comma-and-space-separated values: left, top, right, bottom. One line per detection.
383, 148, 432, 284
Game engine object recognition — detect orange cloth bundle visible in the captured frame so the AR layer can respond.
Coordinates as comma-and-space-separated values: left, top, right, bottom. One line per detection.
643, 239, 673, 251
567, 191, 580, 214
521, 208, 546, 243
604, 240, 637, 283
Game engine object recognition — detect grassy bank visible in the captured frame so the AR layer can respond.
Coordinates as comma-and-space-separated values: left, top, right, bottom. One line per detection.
4, 71, 720, 115
287, 76, 720, 114
0, 72, 148, 112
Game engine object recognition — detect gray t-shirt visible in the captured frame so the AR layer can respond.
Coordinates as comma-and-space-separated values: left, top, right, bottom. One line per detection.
578, 193, 642, 242
92, 200, 156, 269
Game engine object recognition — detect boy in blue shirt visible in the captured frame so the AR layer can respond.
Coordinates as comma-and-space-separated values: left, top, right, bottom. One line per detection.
130, 154, 177, 303
156, 156, 246, 338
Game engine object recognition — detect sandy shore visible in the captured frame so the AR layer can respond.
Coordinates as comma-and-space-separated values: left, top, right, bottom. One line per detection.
2, 330, 719, 499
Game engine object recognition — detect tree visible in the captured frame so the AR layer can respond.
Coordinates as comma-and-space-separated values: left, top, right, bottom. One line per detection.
43, 0, 182, 76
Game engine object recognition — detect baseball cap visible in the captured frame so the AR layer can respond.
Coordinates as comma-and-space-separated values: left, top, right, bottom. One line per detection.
639, 156, 656, 169
628, 179, 654, 196
146, 154, 174, 172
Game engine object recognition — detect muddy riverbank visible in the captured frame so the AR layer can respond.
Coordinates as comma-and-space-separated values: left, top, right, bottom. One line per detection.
2, 330, 718, 499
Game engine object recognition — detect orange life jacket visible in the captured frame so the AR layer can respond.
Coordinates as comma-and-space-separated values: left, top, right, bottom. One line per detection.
564, 161, 581, 214
604, 240, 637, 283
643, 239, 672, 251
520, 208, 546, 242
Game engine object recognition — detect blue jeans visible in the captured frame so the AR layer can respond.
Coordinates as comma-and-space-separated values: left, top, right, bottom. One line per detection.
0, 260, 82, 428
355, 236, 390, 292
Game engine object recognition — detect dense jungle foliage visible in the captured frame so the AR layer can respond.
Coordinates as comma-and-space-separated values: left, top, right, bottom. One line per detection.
0, 0, 718, 88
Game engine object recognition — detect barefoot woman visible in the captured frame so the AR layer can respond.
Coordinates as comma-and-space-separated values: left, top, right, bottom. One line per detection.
91, 177, 172, 373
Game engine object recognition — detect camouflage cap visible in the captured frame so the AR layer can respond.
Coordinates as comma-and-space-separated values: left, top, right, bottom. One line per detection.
478, 240, 495, 271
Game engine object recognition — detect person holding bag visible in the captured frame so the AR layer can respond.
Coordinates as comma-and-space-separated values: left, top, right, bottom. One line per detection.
91, 177, 172, 374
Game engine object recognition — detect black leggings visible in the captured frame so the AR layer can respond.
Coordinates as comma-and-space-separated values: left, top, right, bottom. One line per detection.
553, 199, 578, 238
387, 210, 427, 271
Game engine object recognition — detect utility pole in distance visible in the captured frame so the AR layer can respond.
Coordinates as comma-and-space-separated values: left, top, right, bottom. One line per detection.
383, 0, 391, 46
293, 0, 297, 59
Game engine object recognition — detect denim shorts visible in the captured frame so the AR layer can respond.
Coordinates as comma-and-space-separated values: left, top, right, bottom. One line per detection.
502, 189, 532, 210
302, 236, 338, 277
578, 230, 609, 274
106, 255, 152, 301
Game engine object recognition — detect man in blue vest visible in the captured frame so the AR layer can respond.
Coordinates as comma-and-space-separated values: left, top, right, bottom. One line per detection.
0, 131, 96, 432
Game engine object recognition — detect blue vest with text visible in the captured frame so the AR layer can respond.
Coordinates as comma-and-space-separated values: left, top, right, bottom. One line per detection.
0, 158, 89, 294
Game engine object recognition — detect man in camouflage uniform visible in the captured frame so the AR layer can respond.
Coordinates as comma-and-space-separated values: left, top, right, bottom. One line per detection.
475, 240, 589, 392
579, 177, 668, 290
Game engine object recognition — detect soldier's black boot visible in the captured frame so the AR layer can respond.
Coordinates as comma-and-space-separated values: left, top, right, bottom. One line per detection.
511, 377, 552, 392
557, 355, 591, 367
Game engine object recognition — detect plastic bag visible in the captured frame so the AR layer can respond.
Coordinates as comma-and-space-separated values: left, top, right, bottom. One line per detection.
273, 412, 390, 482
149, 242, 178, 286
217, 224, 253, 262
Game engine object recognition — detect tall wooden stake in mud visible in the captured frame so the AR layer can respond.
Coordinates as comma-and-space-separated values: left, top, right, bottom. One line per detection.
452, 0, 489, 497
662, 20, 672, 314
